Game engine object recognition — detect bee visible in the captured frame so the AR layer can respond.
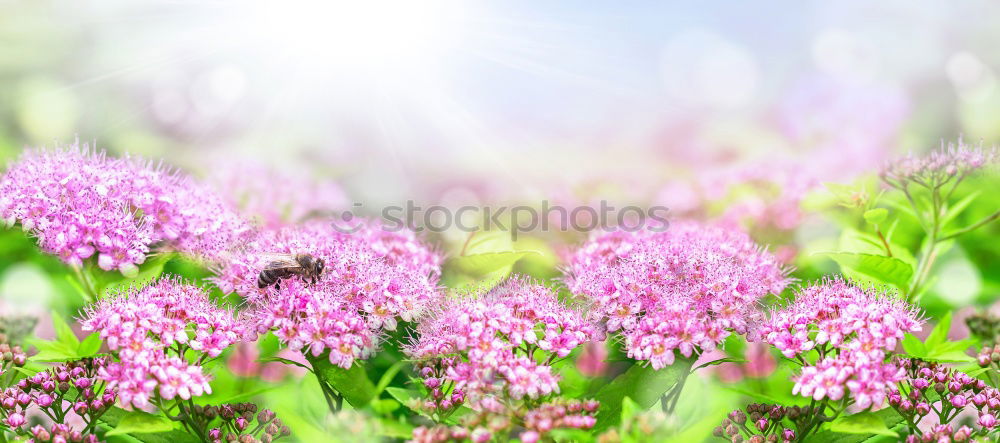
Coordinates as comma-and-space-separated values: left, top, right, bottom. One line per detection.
257, 254, 325, 290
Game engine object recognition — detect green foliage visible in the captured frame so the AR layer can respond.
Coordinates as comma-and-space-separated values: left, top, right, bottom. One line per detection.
99, 408, 199, 443
307, 353, 377, 408
440, 230, 541, 289
591, 357, 695, 432
105, 410, 177, 436
901, 311, 976, 363
25, 311, 103, 361
808, 408, 906, 442
820, 252, 913, 291
827, 411, 898, 437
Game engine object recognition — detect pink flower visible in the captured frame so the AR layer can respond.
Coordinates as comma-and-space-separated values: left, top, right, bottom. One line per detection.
407, 277, 594, 411
761, 279, 923, 360
0, 143, 251, 270
79, 278, 246, 408
566, 221, 790, 369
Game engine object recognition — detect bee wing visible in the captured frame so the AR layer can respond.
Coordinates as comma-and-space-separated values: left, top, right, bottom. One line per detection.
259, 253, 302, 270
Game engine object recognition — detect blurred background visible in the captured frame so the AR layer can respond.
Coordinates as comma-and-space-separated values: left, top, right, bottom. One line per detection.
3, 3, 1000, 438
2, 0, 999, 206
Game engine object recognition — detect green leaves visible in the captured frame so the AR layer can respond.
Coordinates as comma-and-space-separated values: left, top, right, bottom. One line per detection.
105, 410, 176, 436
26, 312, 103, 361
827, 411, 898, 437
306, 353, 376, 408
446, 251, 540, 276
441, 230, 540, 289
591, 357, 695, 432
820, 252, 913, 291
901, 312, 975, 363
99, 408, 199, 443
863, 208, 888, 225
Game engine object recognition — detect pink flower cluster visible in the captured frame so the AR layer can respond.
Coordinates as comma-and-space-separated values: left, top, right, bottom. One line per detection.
565, 221, 790, 369
881, 138, 997, 190
761, 279, 924, 409
407, 278, 594, 401
79, 278, 248, 408
0, 143, 250, 273
214, 219, 441, 369
406, 278, 596, 441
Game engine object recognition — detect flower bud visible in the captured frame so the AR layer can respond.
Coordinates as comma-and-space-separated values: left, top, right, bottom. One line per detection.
979, 413, 997, 429
713, 426, 725, 438
755, 418, 768, 432
6, 412, 26, 427
74, 401, 89, 415
725, 423, 739, 436
951, 395, 968, 408
36, 394, 55, 408
915, 402, 930, 415
782, 429, 796, 441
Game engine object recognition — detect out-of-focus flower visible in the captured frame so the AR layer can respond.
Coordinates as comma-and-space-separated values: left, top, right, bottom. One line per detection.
775, 76, 909, 180
566, 220, 790, 369
0, 143, 251, 273
78, 278, 247, 408
206, 160, 349, 229
576, 341, 608, 377
881, 137, 997, 190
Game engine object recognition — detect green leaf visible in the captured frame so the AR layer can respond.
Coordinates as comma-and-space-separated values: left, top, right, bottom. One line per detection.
901, 334, 927, 358
592, 357, 695, 433
863, 208, 888, 225
105, 411, 176, 436
52, 311, 80, 349
26, 338, 79, 362
374, 361, 405, 396
77, 333, 103, 357
620, 397, 640, 425
820, 252, 913, 290
371, 398, 401, 415
258, 356, 311, 370
100, 253, 172, 296
827, 411, 898, 437
807, 408, 906, 442
942, 191, 981, 228
694, 357, 747, 371
925, 311, 952, 351
446, 251, 540, 276
307, 354, 376, 408
99, 407, 199, 443
386, 387, 433, 420
378, 418, 415, 439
